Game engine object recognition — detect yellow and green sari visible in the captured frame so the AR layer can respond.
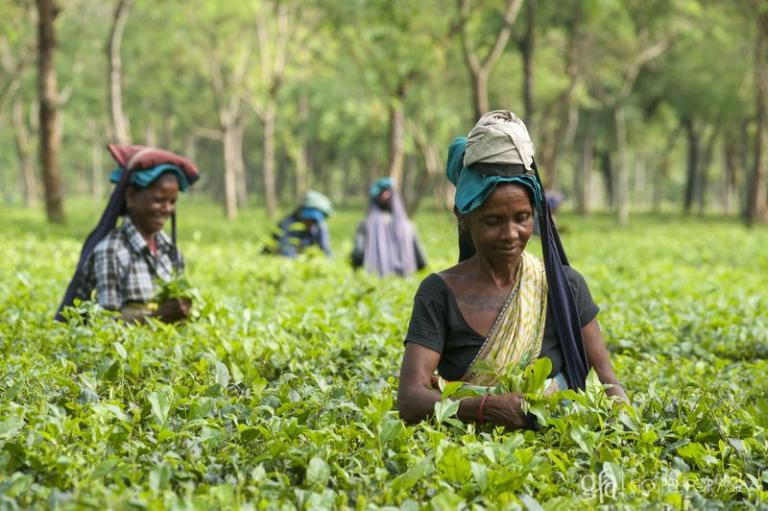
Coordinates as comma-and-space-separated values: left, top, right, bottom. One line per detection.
461, 251, 548, 386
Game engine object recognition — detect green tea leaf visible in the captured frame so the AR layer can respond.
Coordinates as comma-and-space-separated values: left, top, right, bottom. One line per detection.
391, 457, 433, 494
440, 381, 464, 399
0, 417, 24, 440
522, 357, 552, 396
434, 399, 461, 425
437, 445, 471, 483
306, 456, 331, 487
148, 392, 171, 424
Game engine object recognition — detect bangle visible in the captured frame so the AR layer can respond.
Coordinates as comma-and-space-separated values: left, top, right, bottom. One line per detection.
478, 394, 490, 425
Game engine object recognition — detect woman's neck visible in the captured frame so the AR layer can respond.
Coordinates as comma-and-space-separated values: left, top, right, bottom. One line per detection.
127, 214, 157, 241
473, 254, 522, 289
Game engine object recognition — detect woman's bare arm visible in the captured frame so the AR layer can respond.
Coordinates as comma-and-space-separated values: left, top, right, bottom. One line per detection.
118, 298, 191, 324
396, 342, 528, 428
582, 318, 630, 404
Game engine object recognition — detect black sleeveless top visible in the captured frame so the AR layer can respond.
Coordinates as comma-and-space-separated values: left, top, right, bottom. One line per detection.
404, 266, 599, 380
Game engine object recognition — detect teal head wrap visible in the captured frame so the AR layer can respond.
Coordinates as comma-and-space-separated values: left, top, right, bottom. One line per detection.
446, 137, 543, 215
369, 177, 394, 200
110, 164, 191, 192
299, 207, 326, 222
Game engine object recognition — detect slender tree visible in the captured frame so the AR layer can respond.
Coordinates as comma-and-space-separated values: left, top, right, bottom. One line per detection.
107, 0, 132, 145
535, 1, 583, 191
591, 39, 670, 225
251, 1, 295, 219
457, 0, 524, 120
35, 0, 65, 224
209, 43, 249, 220
520, 0, 535, 130
11, 97, 38, 206
747, 0, 768, 225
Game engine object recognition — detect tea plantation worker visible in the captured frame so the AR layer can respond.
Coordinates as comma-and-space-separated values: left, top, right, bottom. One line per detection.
397, 110, 628, 429
351, 177, 427, 277
271, 190, 333, 257
56, 144, 200, 323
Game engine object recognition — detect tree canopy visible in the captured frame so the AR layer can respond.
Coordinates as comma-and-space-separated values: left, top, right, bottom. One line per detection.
1, 0, 767, 223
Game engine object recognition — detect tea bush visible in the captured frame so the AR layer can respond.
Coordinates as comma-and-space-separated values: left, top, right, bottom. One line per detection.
1, 201, 766, 509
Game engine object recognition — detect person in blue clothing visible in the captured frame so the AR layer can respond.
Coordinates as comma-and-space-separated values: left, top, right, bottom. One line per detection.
271, 191, 333, 257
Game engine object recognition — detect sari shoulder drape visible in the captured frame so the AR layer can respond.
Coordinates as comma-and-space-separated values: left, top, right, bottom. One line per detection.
461, 251, 548, 386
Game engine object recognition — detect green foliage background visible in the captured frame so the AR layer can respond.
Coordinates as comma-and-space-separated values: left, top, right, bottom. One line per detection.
1, 202, 766, 509
2, 0, 766, 219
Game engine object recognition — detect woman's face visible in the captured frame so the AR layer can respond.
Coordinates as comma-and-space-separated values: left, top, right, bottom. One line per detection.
465, 183, 534, 264
376, 188, 393, 210
126, 173, 179, 237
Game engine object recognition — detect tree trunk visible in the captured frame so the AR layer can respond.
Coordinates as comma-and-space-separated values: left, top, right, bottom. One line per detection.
276, 149, 287, 201
209, 48, 248, 219
144, 123, 157, 146
533, 2, 581, 190
723, 134, 739, 214
184, 134, 197, 177
408, 120, 441, 215
89, 121, 104, 203
222, 122, 239, 220
262, 102, 278, 218
600, 150, 613, 209
36, 0, 65, 223
737, 119, 751, 217
522, 0, 535, 132
12, 97, 38, 207
282, 127, 310, 202
652, 156, 665, 213
293, 93, 310, 200
458, 0, 523, 121
107, 0, 132, 145
653, 127, 680, 213
471, 71, 489, 121
400, 156, 415, 209
233, 122, 247, 208
539, 133, 559, 190
575, 114, 593, 215
697, 127, 719, 215
387, 95, 407, 185
747, 1, 768, 225
634, 154, 647, 208
682, 118, 700, 214
293, 145, 309, 202
614, 106, 629, 226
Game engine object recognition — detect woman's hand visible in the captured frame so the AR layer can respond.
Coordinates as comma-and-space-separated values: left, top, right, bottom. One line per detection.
605, 382, 630, 405
582, 318, 632, 406
153, 297, 192, 323
483, 392, 529, 429
398, 344, 534, 429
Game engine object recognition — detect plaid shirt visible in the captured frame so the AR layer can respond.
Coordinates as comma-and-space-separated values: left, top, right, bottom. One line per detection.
73, 217, 183, 310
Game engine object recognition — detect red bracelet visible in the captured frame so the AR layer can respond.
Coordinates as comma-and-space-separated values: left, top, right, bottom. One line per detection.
478, 394, 490, 425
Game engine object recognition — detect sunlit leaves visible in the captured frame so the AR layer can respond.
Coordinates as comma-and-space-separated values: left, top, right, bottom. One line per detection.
0, 207, 767, 507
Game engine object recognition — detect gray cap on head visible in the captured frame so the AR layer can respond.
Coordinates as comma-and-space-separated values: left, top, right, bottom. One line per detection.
463, 110, 536, 171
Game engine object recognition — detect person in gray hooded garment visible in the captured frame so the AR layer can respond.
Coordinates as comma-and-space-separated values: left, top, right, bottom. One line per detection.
351, 177, 427, 277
